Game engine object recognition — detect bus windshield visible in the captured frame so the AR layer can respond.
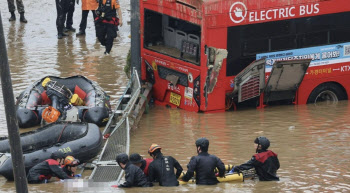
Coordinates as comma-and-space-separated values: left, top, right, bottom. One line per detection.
143, 9, 201, 65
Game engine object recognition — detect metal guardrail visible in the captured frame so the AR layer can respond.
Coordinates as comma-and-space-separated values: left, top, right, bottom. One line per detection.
102, 68, 141, 135
89, 69, 141, 183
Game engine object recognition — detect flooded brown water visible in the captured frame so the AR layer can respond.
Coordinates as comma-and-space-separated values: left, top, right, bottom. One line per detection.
1, 0, 350, 192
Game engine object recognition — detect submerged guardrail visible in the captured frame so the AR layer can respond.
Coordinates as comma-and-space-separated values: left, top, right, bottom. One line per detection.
89, 68, 146, 183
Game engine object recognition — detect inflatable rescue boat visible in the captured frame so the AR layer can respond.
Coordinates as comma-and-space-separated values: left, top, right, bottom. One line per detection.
0, 122, 103, 180
16, 76, 111, 128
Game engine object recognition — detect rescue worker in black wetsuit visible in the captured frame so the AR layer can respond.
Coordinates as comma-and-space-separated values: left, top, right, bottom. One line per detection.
116, 153, 152, 188
27, 151, 72, 183
229, 136, 280, 181
95, 0, 123, 55
56, 0, 69, 39
129, 153, 153, 177
182, 137, 225, 185
147, 144, 183, 186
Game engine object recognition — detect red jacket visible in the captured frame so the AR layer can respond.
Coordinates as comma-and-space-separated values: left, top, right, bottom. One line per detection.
141, 158, 153, 176
27, 159, 71, 183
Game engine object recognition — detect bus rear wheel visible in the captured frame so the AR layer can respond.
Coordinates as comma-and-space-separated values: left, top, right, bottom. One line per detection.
307, 83, 347, 104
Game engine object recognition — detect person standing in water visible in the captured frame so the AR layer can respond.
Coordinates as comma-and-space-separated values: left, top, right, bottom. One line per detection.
7, 0, 27, 23
182, 137, 226, 185
95, 0, 123, 55
64, 0, 77, 32
115, 153, 152, 188
76, 0, 99, 36
147, 144, 183, 186
129, 153, 153, 177
56, 0, 69, 39
229, 136, 280, 181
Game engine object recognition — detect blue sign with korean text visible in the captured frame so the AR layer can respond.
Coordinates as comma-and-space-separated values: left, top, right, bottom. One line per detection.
256, 42, 350, 71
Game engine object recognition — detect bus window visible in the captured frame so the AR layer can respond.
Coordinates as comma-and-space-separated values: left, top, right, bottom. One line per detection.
227, 11, 350, 76
143, 9, 201, 65
242, 39, 269, 56
330, 28, 350, 44
227, 20, 293, 76
300, 31, 328, 47
271, 35, 297, 51
144, 10, 163, 47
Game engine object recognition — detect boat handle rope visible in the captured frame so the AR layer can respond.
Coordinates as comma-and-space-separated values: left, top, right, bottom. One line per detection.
57, 122, 69, 142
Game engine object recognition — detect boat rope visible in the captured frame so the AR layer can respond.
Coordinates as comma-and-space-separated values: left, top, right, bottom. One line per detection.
57, 122, 69, 142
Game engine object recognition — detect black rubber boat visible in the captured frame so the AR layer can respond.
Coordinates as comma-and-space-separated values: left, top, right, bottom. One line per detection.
0, 122, 103, 180
16, 75, 111, 128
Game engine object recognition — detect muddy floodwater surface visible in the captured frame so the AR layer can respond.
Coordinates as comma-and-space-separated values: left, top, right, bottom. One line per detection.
1, 0, 350, 192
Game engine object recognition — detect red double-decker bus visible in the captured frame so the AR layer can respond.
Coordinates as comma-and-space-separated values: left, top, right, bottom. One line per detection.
140, 0, 350, 112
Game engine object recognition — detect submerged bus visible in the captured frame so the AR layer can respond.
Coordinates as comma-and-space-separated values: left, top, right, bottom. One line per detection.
140, 0, 350, 112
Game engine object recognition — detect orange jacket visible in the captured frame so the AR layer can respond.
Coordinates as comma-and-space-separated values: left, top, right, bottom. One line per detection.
82, 0, 98, 10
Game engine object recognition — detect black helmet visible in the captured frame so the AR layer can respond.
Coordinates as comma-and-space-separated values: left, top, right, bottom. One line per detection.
254, 136, 270, 151
195, 137, 209, 152
51, 151, 66, 160
129, 153, 143, 164
116, 153, 129, 165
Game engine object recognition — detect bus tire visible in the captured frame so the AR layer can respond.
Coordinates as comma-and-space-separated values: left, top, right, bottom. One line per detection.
307, 83, 347, 104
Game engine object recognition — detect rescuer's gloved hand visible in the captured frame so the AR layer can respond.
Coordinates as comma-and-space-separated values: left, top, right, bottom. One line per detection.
74, 174, 82, 177
228, 167, 234, 174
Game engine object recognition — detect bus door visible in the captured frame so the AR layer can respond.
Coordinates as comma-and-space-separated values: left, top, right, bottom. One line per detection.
263, 59, 311, 104
232, 59, 311, 106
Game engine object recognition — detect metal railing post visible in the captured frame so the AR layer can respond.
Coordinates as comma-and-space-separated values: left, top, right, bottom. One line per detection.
131, 0, 141, 78
0, 12, 28, 193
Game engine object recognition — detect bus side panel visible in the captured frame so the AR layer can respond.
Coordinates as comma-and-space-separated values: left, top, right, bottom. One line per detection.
221, 0, 350, 28
200, 28, 227, 112
298, 63, 350, 104
224, 76, 235, 93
